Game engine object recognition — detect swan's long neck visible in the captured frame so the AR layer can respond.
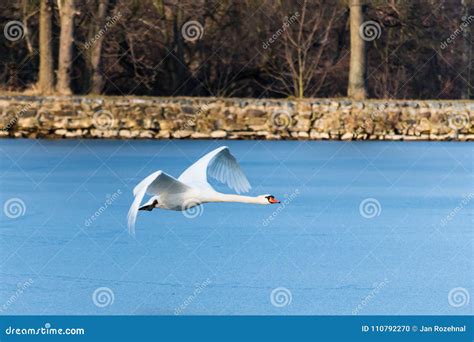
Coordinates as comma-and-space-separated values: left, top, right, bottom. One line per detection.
208, 193, 262, 204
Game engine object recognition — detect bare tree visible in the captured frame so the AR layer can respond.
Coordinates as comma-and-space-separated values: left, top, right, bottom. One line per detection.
348, 0, 367, 99
266, 0, 341, 98
1, 0, 471, 98
89, 0, 109, 94
37, 0, 54, 94
56, 0, 75, 94
21, 0, 37, 56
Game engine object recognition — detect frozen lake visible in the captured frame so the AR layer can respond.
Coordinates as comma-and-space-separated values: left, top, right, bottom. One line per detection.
0, 139, 472, 315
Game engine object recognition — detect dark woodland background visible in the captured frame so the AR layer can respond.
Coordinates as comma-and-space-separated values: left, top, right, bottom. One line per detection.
0, 0, 473, 99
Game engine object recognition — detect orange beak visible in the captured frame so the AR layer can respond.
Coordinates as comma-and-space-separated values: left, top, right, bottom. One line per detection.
269, 197, 280, 204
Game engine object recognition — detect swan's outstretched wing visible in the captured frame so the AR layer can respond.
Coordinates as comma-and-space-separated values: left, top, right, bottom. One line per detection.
178, 146, 251, 194
128, 171, 190, 235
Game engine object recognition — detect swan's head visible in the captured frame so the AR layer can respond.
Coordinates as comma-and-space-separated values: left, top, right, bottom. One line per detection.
259, 194, 280, 205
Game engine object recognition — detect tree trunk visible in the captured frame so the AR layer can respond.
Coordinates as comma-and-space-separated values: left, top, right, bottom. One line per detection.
89, 0, 109, 94
348, 0, 367, 100
38, 0, 54, 94
56, 0, 75, 95
461, 0, 471, 99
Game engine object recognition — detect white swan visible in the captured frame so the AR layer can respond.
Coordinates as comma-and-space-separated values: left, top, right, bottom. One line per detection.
127, 146, 280, 234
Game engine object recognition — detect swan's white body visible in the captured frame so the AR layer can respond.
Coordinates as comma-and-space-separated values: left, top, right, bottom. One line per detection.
127, 146, 279, 234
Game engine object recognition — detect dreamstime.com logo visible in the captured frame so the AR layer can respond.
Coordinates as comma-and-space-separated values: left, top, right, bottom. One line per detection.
2, 103, 33, 131
0, 278, 34, 313
84, 12, 122, 50
3, 197, 26, 219
440, 15, 474, 49
262, 12, 300, 49
448, 112, 470, 131
359, 21, 382, 42
262, 189, 299, 226
352, 278, 389, 315
181, 198, 204, 219
84, 189, 122, 227
4, 20, 25, 41
92, 110, 115, 130
359, 198, 381, 219
181, 20, 204, 42
174, 278, 211, 315
5, 323, 85, 336
440, 193, 473, 227
92, 287, 115, 308
448, 287, 470, 308
270, 109, 293, 130
184, 103, 209, 128
270, 287, 292, 308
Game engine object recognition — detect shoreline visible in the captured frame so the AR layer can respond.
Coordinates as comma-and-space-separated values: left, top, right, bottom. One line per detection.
1, 95, 472, 141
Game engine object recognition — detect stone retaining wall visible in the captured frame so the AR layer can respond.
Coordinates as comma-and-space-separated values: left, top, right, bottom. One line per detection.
0, 95, 473, 140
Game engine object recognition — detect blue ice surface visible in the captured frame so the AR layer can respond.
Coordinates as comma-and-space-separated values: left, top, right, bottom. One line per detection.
0, 139, 472, 315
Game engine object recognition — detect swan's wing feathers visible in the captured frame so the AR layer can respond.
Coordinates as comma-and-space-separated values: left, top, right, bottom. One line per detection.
132, 171, 189, 196
207, 148, 251, 193
127, 185, 146, 236
145, 171, 190, 195
128, 171, 190, 235
178, 146, 251, 194
133, 171, 159, 196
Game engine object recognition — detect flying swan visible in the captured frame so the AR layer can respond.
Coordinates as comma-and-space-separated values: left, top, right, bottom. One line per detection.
127, 146, 280, 234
